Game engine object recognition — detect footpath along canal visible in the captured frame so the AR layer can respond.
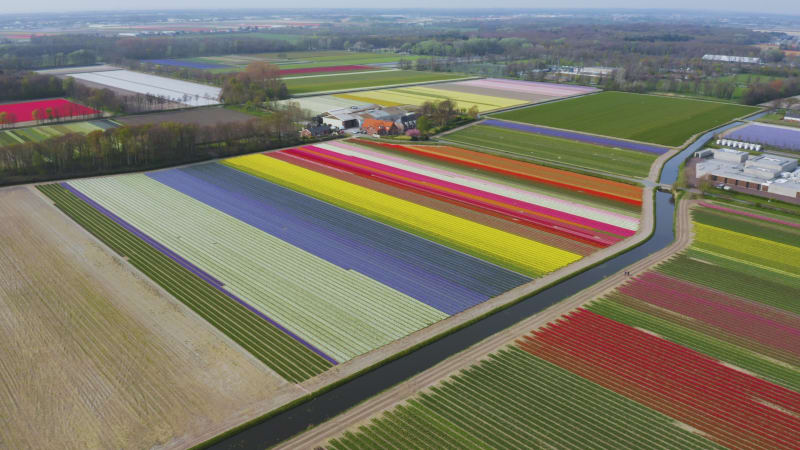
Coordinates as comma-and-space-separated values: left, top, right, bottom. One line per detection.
204, 119, 734, 449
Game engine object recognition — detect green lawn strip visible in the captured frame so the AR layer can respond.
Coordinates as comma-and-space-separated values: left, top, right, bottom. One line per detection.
691, 208, 800, 246
37, 184, 332, 382
285, 70, 466, 95
587, 298, 800, 393
656, 254, 800, 315
445, 124, 656, 178
493, 91, 758, 147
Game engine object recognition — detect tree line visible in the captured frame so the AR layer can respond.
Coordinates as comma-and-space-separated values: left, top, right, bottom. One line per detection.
0, 106, 308, 185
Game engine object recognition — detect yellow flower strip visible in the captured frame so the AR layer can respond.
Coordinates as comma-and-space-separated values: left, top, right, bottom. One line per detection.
225, 153, 582, 277
694, 223, 800, 274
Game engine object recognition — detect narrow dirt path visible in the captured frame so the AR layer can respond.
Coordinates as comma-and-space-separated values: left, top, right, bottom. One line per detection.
276, 198, 697, 449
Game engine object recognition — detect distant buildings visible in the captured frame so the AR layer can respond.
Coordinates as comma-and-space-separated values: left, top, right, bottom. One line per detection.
694, 148, 800, 200
317, 105, 417, 136
785, 110, 800, 123
702, 54, 762, 64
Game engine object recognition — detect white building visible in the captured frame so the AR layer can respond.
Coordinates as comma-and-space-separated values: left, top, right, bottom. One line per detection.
702, 54, 762, 64
695, 149, 800, 199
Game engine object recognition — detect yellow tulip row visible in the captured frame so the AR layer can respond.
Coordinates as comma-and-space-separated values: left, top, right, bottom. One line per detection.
225, 154, 582, 277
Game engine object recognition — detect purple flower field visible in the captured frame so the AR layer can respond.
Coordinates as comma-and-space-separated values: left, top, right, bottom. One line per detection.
727, 123, 800, 151
143, 59, 230, 69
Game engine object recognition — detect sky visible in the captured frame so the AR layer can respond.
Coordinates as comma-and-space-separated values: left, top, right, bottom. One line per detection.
2, 1, 799, 15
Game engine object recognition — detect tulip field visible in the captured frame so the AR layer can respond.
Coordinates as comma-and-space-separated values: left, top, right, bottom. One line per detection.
0, 98, 100, 124
335, 78, 598, 113
38, 138, 641, 382
325, 202, 800, 449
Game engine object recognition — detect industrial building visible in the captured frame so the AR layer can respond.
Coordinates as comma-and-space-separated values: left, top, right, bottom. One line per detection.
786, 110, 800, 123
694, 148, 800, 200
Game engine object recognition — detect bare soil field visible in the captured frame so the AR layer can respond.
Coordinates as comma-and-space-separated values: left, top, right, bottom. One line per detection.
0, 186, 303, 449
117, 106, 255, 127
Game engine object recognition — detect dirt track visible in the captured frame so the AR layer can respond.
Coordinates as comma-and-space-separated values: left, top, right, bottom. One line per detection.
276, 197, 697, 449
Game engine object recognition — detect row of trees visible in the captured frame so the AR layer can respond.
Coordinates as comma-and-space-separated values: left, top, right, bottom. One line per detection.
220, 62, 289, 104
0, 107, 306, 184
742, 78, 800, 105
0, 72, 66, 102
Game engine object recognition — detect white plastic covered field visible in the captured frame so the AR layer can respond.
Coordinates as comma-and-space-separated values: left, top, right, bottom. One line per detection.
68, 70, 222, 107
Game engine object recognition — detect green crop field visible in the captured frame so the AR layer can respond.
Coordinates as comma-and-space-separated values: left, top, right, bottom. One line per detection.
284, 70, 468, 95
0, 119, 118, 147
37, 184, 332, 383
327, 347, 717, 449
493, 91, 759, 147
443, 124, 657, 178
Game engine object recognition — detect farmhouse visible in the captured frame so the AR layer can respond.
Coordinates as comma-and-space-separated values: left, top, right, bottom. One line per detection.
362, 118, 399, 136
702, 54, 762, 64
785, 110, 800, 123
695, 148, 800, 200
319, 105, 417, 133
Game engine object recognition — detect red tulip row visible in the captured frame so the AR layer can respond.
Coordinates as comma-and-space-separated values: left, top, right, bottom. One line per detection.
269, 151, 598, 256
350, 139, 643, 206
518, 308, 800, 449
280, 145, 626, 248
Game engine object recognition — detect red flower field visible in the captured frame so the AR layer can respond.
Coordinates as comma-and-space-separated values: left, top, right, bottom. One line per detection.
279, 65, 375, 76
0, 99, 99, 124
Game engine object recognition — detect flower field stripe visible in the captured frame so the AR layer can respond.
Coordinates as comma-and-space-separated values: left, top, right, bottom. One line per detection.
657, 253, 800, 315
147, 164, 528, 315
482, 118, 670, 154
0, 98, 99, 123
458, 78, 599, 96
618, 272, 800, 359
340, 139, 642, 218
588, 296, 800, 392
286, 145, 622, 247
694, 223, 800, 274
68, 174, 448, 362
349, 139, 643, 205
225, 154, 582, 277
325, 141, 639, 232
691, 247, 800, 281
60, 181, 338, 366
269, 151, 598, 257
60, 183, 224, 289
698, 202, 800, 229
309, 143, 627, 239
518, 309, 800, 449
38, 184, 332, 382
292, 145, 622, 245
726, 123, 800, 151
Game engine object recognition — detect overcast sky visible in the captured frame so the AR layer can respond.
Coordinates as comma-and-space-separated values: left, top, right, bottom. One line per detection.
3, 1, 799, 15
